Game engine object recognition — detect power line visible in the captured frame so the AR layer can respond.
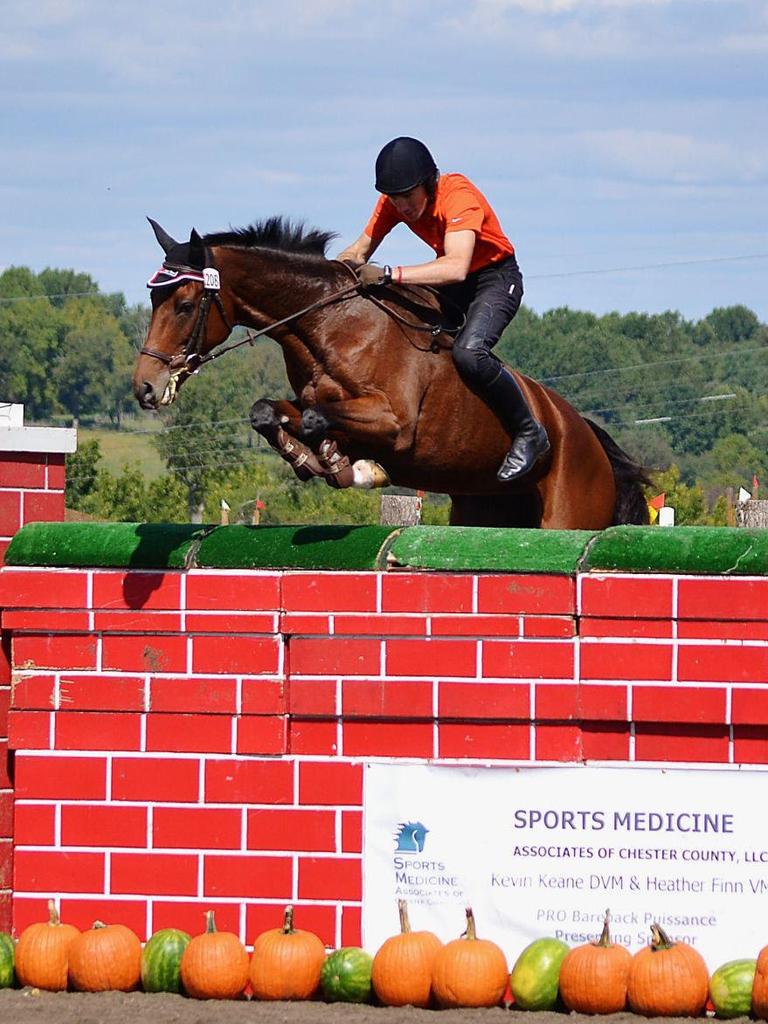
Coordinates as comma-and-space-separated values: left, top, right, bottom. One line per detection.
528, 252, 768, 281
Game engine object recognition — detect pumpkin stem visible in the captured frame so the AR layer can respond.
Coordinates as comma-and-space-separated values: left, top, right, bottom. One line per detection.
282, 905, 295, 934
398, 899, 411, 935
204, 910, 217, 934
92, 920, 107, 930
650, 922, 674, 950
463, 906, 477, 941
47, 899, 61, 927
597, 909, 612, 947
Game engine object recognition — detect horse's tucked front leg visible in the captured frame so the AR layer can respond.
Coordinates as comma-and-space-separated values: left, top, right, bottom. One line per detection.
249, 398, 325, 482
300, 392, 399, 489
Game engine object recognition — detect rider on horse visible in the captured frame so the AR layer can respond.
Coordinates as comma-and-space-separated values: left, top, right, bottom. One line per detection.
338, 136, 550, 484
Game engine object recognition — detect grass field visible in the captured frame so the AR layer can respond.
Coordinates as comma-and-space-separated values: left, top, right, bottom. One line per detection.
79, 422, 166, 480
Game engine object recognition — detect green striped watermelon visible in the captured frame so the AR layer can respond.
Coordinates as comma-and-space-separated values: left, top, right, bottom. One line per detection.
710, 958, 756, 1018
320, 947, 373, 1003
0, 932, 13, 989
141, 928, 191, 993
510, 936, 569, 1010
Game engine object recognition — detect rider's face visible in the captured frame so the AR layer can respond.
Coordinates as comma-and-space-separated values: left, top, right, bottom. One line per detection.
388, 184, 429, 222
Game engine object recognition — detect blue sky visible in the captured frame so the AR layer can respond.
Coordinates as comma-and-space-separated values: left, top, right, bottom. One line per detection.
2, 0, 767, 319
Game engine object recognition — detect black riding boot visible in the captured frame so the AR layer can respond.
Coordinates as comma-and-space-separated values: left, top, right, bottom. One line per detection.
483, 368, 550, 483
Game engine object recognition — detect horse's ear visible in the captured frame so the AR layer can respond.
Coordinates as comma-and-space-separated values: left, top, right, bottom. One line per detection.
188, 228, 206, 269
147, 217, 179, 255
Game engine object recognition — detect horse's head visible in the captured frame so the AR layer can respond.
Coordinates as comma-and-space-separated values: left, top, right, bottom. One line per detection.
133, 219, 233, 409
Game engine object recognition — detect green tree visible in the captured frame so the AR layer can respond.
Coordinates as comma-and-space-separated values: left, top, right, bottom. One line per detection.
0, 267, 61, 417
80, 463, 187, 522
66, 439, 102, 508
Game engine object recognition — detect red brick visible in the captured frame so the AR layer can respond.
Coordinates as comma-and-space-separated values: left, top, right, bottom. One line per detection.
678, 578, 768, 621
288, 679, 336, 716
341, 905, 362, 947
483, 640, 574, 679
205, 759, 293, 804
342, 679, 432, 718
298, 856, 361, 901
12, 896, 51, 934
8, 710, 50, 749
386, 639, 476, 678
430, 614, 520, 638
14, 850, 104, 892
146, 713, 232, 754
10, 675, 55, 711
3, 610, 91, 631
289, 719, 338, 755
0, 637, 9, 685
333, 614, 428, 636
92, 611, 182, 633
246, 902, 336, 948
632, 686, 727, 724
438, 681, 528, 720
92, 571, 182, 611
535, 683, 628, 721
343, 721, 433, 758
381, 573, 474, 613
0, 840, 11, 887
149, 676, 236, 714
236, 716, 287, 755
438, 722, 529, 759
0, 685, 8, 731
634, 724, 729, 763
112, 757, 200, 802
153, 807, 242, 851
46, 455, 65, 490
240, 678, 286, 715
13, 634, 97, 671
580, 575, 673, 619
279, 613, 331, 636
478, 574, 575, 615
678, 645, 768, 683
581, 723, 631, 761
342, 811, 362, 854
0, 570, 88, 609
678, 621, 768, 641
204, 854, 292, 898
731, 689, 768, 725
112, 852, 198, 896
522, 616, 575, 639
15, 803, 56, 845
299, 762, 362, 806
102, 635, 187, 674
186, 572, 281, 611
56, 712, 142, 752
193, 636, 281, 675
15, 754, 106, 800
290, 637, 379, 676
22, 490, 64, 524
0, 540, 9, 566
247, 809, 336, 852
0, 493, 21, 537
535, 723, 582, 761
733, 726, 768, 764
185, 612, 276, 633
580, 618, 673, 639
0, 892, 12, 933
152, 901, 239, 938
61, 805, 148, 848
577, 684, 629, 721
0, 741, 10, 789
0, 790, 14, 837
59, 675, 145, 712
580, 642, 672, 681
59, 899, 147, 939
283, 572, 377, 613
0, 452, 46, 488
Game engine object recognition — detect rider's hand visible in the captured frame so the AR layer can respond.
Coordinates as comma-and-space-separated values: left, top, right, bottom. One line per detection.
356, 263, 392, 288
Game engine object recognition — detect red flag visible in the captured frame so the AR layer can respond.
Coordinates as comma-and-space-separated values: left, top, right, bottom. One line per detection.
648, 493, 666, 510
255, 499, 267, 510
753, 475, 760, 492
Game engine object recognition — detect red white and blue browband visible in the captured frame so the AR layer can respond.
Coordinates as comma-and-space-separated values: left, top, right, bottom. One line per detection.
147, 266, 220, 289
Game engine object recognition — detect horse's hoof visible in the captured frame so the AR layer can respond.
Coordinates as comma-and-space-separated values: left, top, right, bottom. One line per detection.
352, 460, 390, 489
249, 400, 276, 431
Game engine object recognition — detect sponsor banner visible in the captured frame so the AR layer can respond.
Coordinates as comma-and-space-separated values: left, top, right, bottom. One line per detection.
362, 764, 768, 966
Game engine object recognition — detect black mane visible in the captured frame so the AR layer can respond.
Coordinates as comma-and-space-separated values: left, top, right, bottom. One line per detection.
204, 216, 337, 258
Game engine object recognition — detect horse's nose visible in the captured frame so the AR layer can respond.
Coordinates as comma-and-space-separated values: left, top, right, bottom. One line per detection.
138, 380, 158, 409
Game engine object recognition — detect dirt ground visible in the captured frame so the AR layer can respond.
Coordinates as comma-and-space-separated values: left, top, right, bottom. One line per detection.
0, 991, 742, 1024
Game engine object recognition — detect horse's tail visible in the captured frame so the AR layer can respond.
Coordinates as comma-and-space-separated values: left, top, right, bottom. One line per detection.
585, 419, 653, 525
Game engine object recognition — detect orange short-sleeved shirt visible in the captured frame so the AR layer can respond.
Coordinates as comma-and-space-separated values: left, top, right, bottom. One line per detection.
364, 172, 514, 275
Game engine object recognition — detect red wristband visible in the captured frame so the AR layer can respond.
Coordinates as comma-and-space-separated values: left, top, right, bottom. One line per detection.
395, 266, 403, 284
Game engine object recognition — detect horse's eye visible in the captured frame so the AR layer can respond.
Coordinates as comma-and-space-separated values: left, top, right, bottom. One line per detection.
176, 300, 195, 317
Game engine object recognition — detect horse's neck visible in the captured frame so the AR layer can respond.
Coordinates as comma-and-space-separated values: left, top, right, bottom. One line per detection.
217, 247, 330, 332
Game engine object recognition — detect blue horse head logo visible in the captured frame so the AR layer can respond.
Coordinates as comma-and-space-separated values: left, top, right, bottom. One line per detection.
394, 821, 429, 853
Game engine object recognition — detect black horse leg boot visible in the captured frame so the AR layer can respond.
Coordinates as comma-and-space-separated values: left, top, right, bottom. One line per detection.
483, 368, 550, 483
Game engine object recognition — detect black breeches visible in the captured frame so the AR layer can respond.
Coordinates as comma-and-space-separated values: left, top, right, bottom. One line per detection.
442, 255, 523, 389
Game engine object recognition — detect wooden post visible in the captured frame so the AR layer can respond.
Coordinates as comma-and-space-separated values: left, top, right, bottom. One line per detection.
736, 500, 768, 528
380, 493, 422, 526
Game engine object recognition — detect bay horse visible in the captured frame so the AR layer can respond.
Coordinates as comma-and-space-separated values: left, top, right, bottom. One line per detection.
133, 217, 650, 528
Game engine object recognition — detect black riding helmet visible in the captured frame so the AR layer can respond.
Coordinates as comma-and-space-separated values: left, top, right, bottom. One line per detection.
375, 137, 438, 195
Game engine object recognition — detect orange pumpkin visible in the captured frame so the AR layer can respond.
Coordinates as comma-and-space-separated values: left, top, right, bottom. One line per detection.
372, 899, 442, 1008
15, 900, 80, 991
249, 904, 325, 1000
753, 945, 768, 1019
559, 910, 632, 1014
68, 920, 141, 992
431, 906, 508, 1008
180, 910, 249, 1000
628, 922, 709, 1017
